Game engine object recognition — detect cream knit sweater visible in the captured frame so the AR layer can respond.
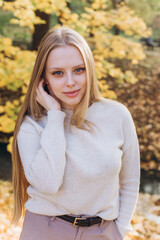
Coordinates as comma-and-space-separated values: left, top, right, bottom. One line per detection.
17, 97, 140, 238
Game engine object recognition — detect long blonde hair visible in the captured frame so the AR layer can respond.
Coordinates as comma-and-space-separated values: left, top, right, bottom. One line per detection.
11, 26, 101, 225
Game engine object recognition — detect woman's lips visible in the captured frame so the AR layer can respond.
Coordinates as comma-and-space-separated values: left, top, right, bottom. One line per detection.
63, 89, 80, 98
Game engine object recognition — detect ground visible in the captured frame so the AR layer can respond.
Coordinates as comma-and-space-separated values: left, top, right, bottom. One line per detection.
0, 179, 160, 240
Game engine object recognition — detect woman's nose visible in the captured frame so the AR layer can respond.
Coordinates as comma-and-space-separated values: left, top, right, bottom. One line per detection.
66, 73, 75, 87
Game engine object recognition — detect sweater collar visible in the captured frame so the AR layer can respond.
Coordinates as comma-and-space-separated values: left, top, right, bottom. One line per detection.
61, 108, 73, 118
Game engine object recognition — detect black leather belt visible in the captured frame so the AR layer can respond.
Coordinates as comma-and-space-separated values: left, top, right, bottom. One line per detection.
57, 215, 102, 227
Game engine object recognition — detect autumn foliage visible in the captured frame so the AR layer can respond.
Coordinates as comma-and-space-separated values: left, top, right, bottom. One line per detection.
107, 50, 160, 171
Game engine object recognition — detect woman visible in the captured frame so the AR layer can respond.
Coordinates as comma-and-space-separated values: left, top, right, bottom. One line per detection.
11, 27, 140, 240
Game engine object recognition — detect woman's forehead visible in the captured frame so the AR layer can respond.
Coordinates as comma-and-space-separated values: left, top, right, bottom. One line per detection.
46, 45, 85, 69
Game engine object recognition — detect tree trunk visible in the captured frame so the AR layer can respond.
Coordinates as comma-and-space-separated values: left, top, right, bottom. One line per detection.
112, 0, 126, 9
32, 10, 50, 50
111, 0, 125, 35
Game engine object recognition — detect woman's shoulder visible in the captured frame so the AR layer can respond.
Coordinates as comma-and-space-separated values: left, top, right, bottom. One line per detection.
95, 97, 133, 121
97, 97, 130, 113
19, 114, 47, 134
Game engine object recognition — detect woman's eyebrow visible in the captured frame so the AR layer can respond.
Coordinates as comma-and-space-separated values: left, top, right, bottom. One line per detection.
49, 64, 85, 70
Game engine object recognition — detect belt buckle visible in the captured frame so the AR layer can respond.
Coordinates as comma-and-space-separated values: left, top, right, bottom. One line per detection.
73, 217, 86, 227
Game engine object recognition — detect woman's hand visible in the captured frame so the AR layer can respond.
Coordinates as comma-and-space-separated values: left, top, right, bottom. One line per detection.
36, 79, 61, 111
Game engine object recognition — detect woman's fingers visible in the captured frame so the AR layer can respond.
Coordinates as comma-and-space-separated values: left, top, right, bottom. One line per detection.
36, 79, 47, 97
36, 79, 45, 103
37, 79, 45, 92
35, 78, 61, 111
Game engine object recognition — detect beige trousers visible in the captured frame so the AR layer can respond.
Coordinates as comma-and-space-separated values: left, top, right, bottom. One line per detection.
19, 210, 123, 240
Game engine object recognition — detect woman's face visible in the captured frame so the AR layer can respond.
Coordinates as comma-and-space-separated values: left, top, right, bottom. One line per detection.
45, 45, 87, 110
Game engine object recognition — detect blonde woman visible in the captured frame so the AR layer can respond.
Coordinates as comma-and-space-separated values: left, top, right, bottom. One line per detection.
11, 27, 140, 240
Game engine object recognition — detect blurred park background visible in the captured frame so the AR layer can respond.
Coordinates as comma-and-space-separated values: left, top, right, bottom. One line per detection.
0, 0, 160, 239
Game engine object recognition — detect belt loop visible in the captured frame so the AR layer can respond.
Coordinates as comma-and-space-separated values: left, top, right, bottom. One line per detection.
100, 218, 105, 227
48, 216, 56, 227
49, 216, 56, 222
88, 218, 91, 226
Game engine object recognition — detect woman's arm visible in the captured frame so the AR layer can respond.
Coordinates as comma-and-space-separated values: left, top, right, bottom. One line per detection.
17, 109, 67, 195
115, 107, 140, 238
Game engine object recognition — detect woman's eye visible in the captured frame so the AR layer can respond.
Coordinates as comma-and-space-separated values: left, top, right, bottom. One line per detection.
52, 71, 63, 76
75, 67, 85, 73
